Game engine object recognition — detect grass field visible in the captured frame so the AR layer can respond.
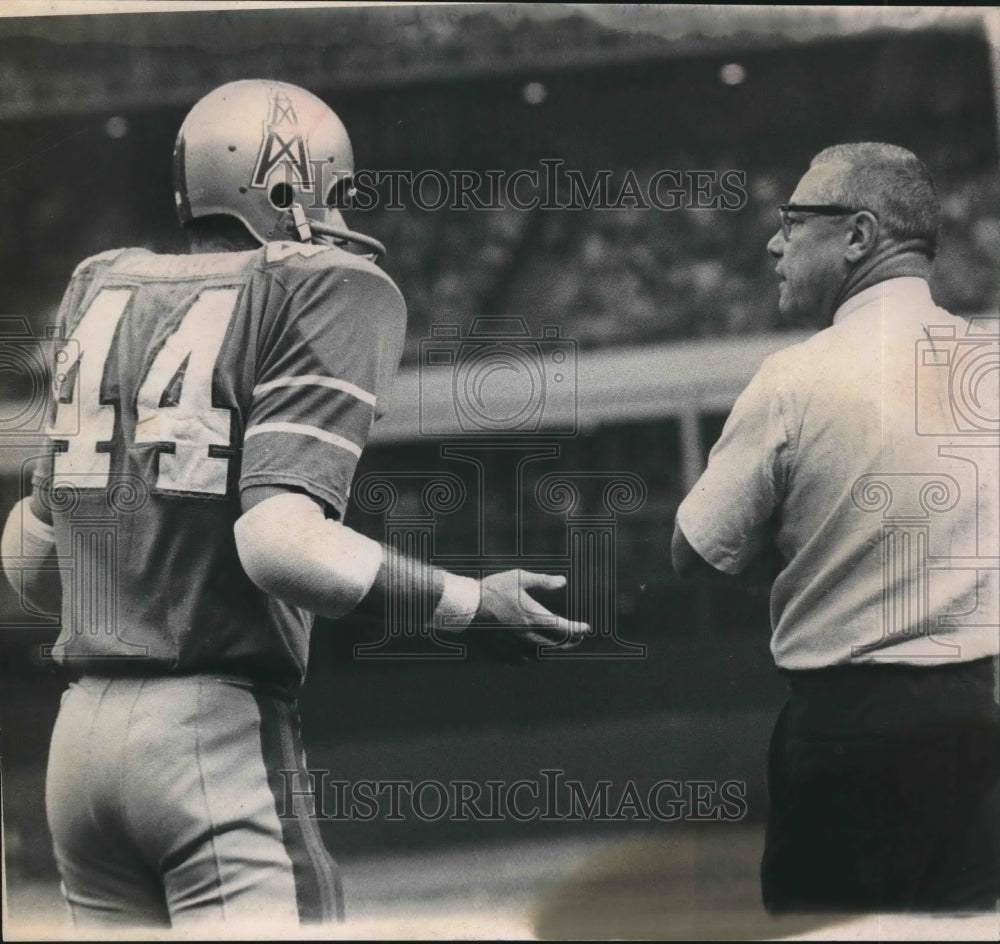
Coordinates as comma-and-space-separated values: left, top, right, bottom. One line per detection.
5, 825, 997, 941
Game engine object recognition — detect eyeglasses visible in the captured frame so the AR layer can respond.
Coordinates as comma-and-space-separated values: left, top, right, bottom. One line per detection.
777, 203, 864, 240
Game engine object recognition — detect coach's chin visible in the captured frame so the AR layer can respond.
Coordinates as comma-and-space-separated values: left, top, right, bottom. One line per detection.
767, 244, 850, 330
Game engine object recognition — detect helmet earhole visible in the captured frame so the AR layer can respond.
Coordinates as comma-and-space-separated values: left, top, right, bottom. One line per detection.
269, 182, 294, 209
326, 177, 355, 210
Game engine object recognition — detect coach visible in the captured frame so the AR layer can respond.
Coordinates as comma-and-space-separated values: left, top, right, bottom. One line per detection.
672, 143, 999, 913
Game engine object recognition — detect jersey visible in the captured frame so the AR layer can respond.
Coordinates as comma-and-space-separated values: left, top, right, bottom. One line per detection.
39, 242, 406, 690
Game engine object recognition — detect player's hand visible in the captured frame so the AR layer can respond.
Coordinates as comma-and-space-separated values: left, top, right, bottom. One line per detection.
465, 570, 589, 664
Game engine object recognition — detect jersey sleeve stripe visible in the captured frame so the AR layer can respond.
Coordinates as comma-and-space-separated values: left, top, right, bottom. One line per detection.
244, 422, 363, 459
246, 385, 374, 454
253, 375, 377, 407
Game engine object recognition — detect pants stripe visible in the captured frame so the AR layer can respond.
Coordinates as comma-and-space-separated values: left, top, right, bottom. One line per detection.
254, 692, 344, 923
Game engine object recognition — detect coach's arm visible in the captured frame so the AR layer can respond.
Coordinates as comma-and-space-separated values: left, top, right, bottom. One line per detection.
671, 519, 726, 578
672, 517, 783, 595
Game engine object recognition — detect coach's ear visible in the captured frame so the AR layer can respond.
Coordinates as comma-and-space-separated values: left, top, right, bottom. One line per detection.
844, 210, 879, 263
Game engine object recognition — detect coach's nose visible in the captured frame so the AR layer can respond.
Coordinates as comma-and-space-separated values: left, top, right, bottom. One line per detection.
767, 230, 784, 258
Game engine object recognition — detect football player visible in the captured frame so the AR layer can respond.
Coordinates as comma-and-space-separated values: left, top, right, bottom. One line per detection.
1, 80, 586, 931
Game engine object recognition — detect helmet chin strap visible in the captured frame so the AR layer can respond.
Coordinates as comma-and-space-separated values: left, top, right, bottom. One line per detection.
288, 204, 386, 263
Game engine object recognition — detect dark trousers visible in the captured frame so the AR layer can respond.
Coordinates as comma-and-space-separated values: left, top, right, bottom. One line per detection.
761, 657, 1000, 914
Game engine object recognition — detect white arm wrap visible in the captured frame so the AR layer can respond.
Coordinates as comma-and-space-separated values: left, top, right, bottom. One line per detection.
2, 496, 55, 555
1, 496, 57, 604
234, 492, 384, 619
433, 572, 482, 634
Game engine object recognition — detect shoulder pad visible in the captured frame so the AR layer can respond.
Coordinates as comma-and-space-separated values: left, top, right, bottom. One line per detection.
70, 247, 136, 279
112, 249, 256, 280
261, 241, 386, 278
262, 241, 334, 265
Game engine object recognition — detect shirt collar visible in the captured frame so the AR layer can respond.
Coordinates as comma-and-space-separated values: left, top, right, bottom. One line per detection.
832, 277, 933, 326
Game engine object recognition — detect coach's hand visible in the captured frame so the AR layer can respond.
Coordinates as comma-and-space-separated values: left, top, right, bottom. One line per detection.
464, 570, 588, 664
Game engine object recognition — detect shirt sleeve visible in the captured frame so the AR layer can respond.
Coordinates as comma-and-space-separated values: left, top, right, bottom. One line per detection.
240, 259, 407, 518
676, 354, 792, 575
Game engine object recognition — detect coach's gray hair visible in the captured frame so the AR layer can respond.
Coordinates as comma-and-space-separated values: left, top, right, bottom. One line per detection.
810, 143, 940, 259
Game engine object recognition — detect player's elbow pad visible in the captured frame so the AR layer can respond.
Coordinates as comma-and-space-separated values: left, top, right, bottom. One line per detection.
233, 492, 384, 619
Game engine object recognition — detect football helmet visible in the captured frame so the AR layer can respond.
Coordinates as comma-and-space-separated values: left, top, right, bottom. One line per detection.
173, 79, 385, 259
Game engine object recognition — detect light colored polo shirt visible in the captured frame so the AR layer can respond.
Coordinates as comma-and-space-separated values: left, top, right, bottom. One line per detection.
677, 277, 998, 668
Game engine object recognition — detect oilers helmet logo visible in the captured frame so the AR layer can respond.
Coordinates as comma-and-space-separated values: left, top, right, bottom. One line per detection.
251, 91, 313, 192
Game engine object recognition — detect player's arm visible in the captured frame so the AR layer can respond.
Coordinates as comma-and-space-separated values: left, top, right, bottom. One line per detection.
0, 272, 87, 617
233, 485, 588, 651
1, 465, 61, 615
238, 259, 586, 654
